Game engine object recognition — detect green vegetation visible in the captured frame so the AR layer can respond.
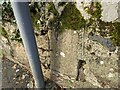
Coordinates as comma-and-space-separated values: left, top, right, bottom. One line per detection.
60, 3, 85, 32
2, 2, 14, 23
0, 27, 8, 39
84, 2, 120, 46
85, 2, 102, 20
48, 3, 59, 17
10, 29, 22, 43
1, 2, 120, 46
48, 2, 86, 34
109, 22, 120, 46
67, 80, 73, 85
29, 2, 41, 31
0, 26, 22, 43
84, 2, 102, 28
47, 2, 61, 35
58, 2, 66, 7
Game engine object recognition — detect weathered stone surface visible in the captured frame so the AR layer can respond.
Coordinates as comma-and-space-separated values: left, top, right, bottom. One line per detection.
83, 35, 119, 88
88, 35, 116, 52
51, 30, 78, 77
0, 57, 2, 90
101, 1, 120, 22
1, 1, 120, 88
75, 0, 120, 22
50, 28, 119, 88
2, 17, 119, 89
2, 58, 34, 88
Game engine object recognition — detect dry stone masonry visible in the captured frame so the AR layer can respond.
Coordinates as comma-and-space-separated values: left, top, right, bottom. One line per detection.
1, 1, 120, 88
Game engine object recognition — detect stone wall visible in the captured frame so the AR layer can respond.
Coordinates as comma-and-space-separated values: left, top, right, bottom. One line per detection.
1, 1, 120, 88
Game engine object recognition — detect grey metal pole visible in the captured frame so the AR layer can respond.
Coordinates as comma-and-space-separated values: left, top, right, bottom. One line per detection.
11, 1, 45, 88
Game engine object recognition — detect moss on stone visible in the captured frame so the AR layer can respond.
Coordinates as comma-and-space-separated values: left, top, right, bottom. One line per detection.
60, 3, 85, 32
84, 2, 120, 46
58, 2, 66, 7
2, 2, 14, 23
48, 3, 59, 17
0, 27, 8, 39
109, 22, 120, 46
2, 1, 120, 46
97, 19, 120, 46
10, 29, 22, 42
30, 2, 41, 31
48, 3, 59, 30
84, 2, 102, 20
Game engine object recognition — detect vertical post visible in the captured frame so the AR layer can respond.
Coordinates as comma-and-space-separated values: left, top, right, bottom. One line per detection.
11, 1, 45, 88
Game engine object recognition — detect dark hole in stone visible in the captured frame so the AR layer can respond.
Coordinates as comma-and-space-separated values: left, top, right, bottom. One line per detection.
109, 52, 112, 56
40, 29, 48, 35
76, 59, 86, 81
35, 32, 39, 36
89, 31, 94, 36
77, 59, 86, 69
16, 75, 20, 78
90, 52, 95, 55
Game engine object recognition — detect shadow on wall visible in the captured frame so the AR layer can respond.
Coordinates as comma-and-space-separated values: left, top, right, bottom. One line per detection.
116, 2, 120, 88
118, 1, 120, 22
50, 28, 60, 79
117, 2, 120, 88
117, 48, 120, 88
